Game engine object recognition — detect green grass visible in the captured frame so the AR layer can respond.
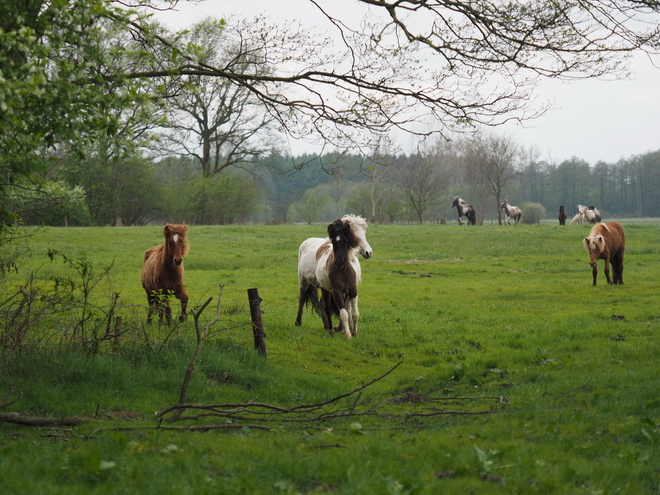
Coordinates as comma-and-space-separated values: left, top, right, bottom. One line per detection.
1, 222, 660, 494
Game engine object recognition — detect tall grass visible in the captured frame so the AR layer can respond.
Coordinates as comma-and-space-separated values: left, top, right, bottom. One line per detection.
1, 222, 659, 494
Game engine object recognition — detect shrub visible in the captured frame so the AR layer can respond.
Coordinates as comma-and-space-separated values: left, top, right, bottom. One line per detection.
520, 201, 546, 224
7, 179, 92, 226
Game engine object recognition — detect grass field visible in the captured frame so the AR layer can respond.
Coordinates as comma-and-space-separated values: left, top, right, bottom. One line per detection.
1, 221, 659, 494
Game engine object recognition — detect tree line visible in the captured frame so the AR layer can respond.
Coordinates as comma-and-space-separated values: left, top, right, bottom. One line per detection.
6, 135, 660, 227
3, 2, 660, 233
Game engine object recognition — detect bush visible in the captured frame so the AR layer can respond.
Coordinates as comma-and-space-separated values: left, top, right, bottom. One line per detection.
520, 201, 546, 224
184, 174, 259, 224
7, 179, 92, 226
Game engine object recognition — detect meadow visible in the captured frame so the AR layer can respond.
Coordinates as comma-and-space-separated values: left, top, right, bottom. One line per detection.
1, 221, 659, 494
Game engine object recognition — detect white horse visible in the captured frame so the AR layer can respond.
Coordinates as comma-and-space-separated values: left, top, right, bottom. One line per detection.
578, 204, 598, 224
500, 199, 522, 225
571, 205, 585, 225
295, 214, 372, 338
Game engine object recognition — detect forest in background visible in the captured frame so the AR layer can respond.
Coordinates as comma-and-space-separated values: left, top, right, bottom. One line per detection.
5, 142, 660, 227
3, 3, 660, 229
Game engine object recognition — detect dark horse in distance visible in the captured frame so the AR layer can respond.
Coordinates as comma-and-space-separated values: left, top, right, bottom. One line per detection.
451, 196, 477, 225
558, 205, 568, 225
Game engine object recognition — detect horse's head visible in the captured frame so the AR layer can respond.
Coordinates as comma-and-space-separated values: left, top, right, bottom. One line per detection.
578, 204, 587, 214
164, 224, 188, 266
500, 199, 508, 210
342, 214, 372, 259
328, 219, 352, 269
451, 196, 460, 209
559, 205, 565, 212
583, 234, 605, 267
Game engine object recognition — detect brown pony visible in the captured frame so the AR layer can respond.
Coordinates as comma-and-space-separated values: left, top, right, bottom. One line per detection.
141, 224, 189, 323
583, 222, 625, 286
558, 205, 567, 225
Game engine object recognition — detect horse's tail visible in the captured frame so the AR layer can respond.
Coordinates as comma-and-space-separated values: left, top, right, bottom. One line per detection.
467, 208, 477, 225
300, 284, 322, 317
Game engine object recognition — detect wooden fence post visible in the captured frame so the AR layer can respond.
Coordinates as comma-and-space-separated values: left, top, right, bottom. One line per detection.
247, 288, 267, 358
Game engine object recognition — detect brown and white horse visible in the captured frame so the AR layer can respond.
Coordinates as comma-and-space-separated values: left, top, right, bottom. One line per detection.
500, 199, 522, 225
451, 196, 477, 225
295, 215, 372, 338
141, 224, 189, 324
583, 222, 625, 286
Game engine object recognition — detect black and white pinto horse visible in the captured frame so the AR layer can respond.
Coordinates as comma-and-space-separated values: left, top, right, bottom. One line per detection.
589, 205, 602, 223
451, 196, 477, 225
500, 199, 522, 225
295, 214, 372, 338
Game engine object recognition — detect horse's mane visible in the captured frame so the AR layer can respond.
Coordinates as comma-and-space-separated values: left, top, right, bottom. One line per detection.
583, 234, 605, 253
330, 218, 359, 250
583, 223, 611, 253
341, 214, 367, 231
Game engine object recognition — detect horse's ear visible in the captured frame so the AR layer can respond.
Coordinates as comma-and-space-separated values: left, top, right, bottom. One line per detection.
180, 225, 188, 235
163, 224, 171, 236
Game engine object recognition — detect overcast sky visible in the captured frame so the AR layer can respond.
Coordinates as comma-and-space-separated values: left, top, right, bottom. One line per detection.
155, 0, 660, 166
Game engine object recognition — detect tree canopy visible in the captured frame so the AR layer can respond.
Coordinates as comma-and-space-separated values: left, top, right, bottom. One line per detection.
2, 1, 660, 177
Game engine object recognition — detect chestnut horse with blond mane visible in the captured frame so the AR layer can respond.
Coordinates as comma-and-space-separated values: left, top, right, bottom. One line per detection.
582, 222, 625, 286
141, 224, 189, 323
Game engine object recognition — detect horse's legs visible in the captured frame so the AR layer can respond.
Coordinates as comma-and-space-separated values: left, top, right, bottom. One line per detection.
319, 289, 334, 334
176, 287, 188, 322
146, 292, 159, 323
146, 294, 153, 322
295, 281, 308, 326
457, 215, 463, 226
163, 301, 172, 325
331, 288, 352, 339
348, 295, 359, 336
612, 252, 624, 285
591, 263, 598, 286
603, 255, 613, 284
295, 294, 304, 326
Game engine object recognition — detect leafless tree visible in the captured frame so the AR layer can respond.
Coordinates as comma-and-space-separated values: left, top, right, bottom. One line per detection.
129, 1, 660, 154
398, 153, 450, 223
293, 187, 332, 224
464, 133, 522, 224
156, 18, 279, 177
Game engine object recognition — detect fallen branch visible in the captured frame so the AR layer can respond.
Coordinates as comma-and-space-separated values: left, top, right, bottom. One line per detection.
0, 412, 84, 427
157, 361, 403, 422
405, 410, 502, 420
